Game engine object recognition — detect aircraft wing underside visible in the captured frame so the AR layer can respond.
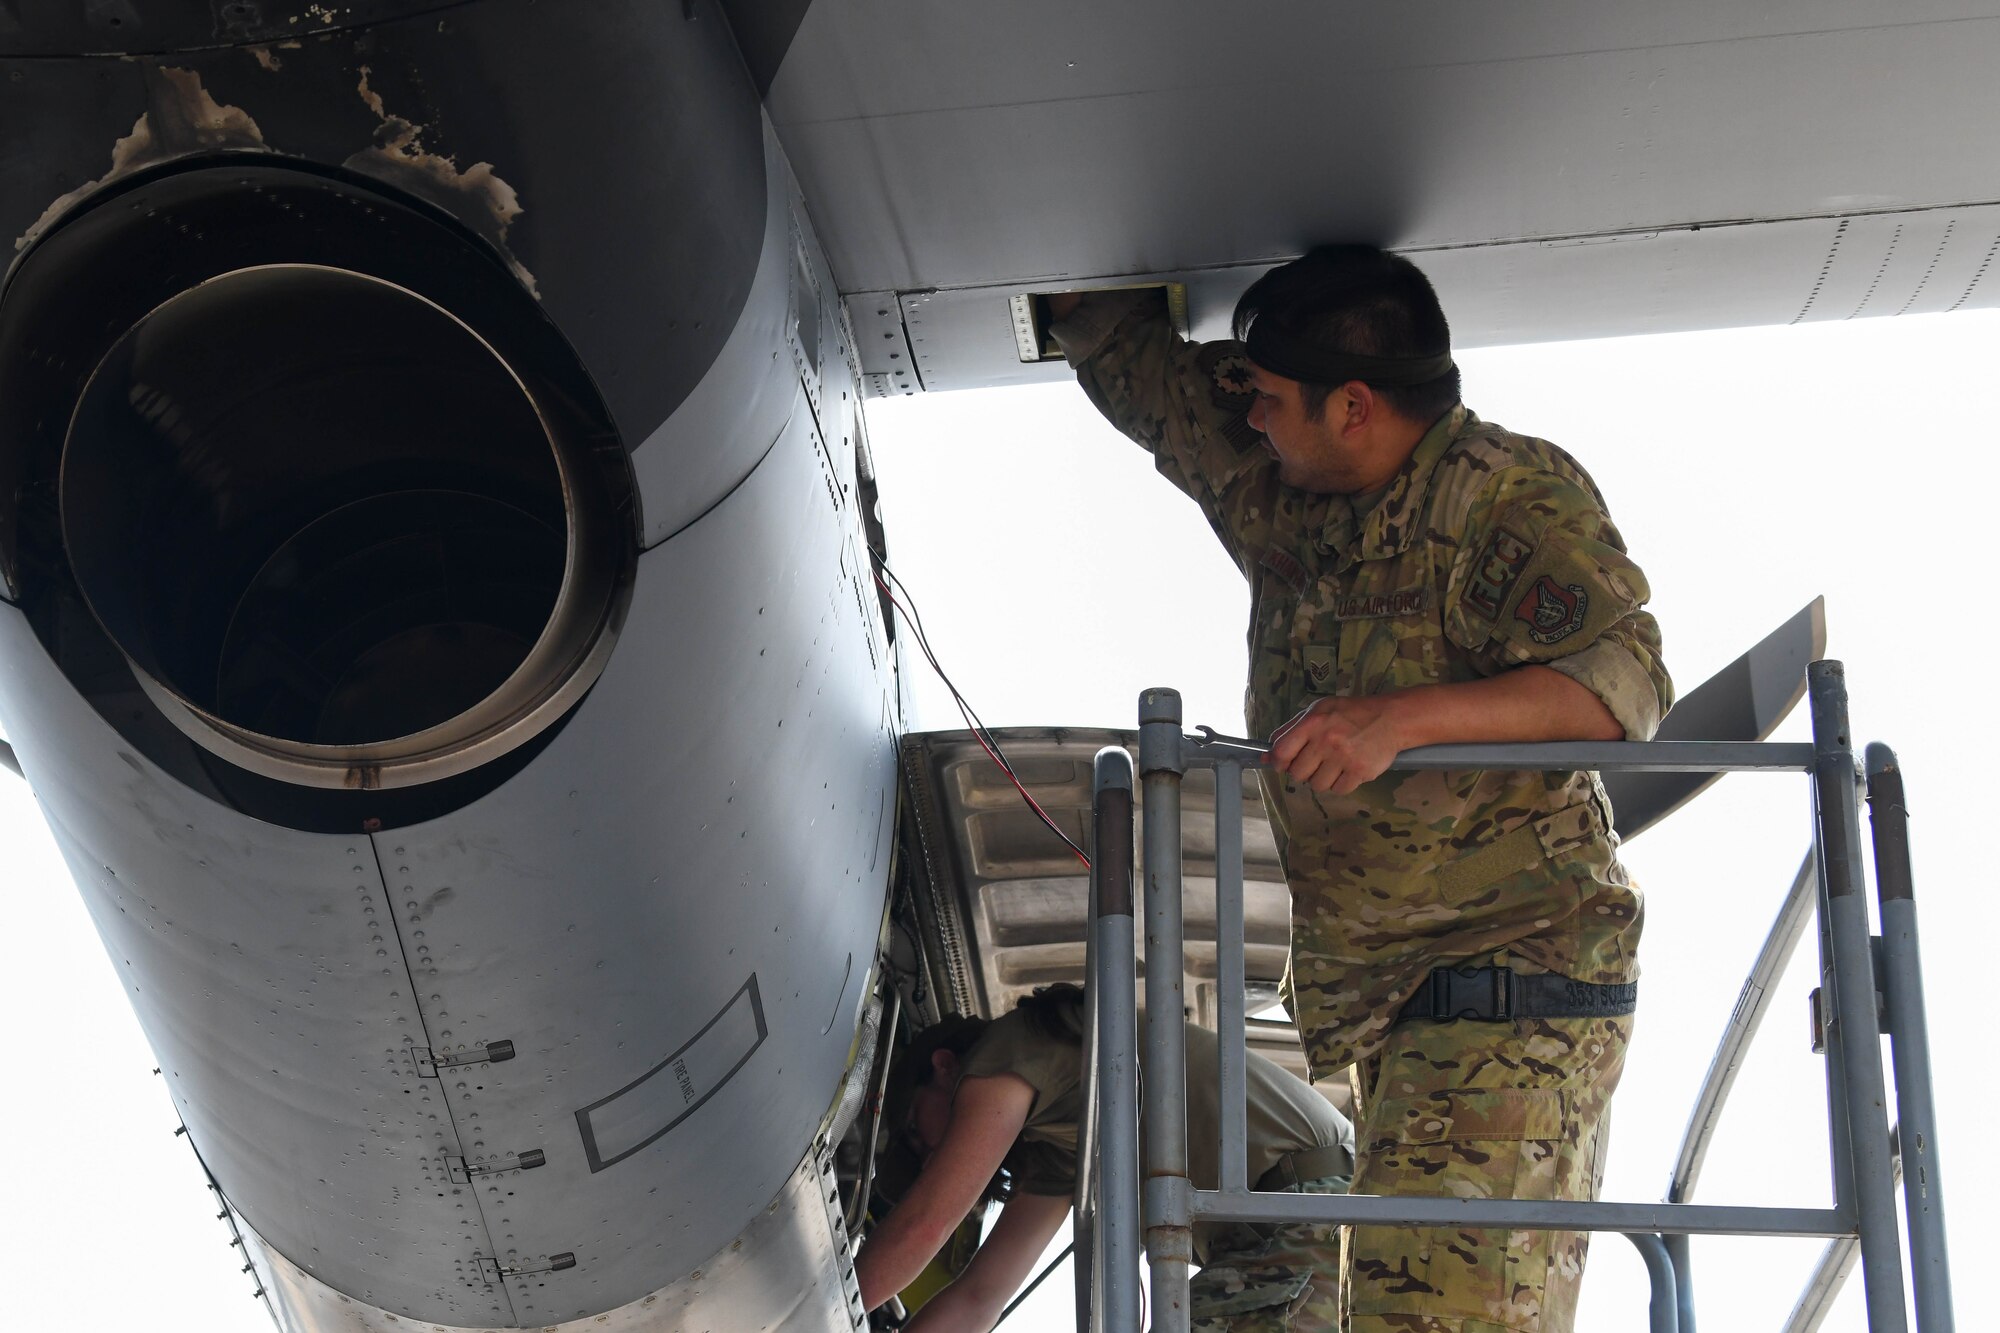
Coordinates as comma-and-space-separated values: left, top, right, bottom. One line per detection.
741, 1, 2000, 392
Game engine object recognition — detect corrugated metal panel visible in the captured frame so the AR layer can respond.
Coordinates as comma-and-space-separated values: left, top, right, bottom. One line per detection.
900, 727, 1346, 1108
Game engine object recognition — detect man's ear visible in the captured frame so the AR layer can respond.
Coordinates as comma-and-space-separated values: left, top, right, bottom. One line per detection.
930, 1047, 960, 1085
1340, 380, 1375, 432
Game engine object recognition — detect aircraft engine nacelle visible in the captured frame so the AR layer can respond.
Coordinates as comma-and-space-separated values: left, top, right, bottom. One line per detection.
0, 4, 896, 1330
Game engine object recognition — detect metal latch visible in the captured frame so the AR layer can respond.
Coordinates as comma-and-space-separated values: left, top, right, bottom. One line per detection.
1809, 955, 1890, 1055
414, 1039, 516, 1078
476, 1252, 576, 1284
445, 1149, 547, 1183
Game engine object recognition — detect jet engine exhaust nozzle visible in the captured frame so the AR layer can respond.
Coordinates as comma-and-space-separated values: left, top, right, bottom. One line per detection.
59, 263, 626, 790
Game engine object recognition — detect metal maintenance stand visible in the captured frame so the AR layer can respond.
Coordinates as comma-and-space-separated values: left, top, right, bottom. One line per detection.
1075, 662, 1951, 1333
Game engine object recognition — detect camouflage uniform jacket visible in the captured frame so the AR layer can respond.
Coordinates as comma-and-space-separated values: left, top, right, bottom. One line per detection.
1053, 291, 1673, 1077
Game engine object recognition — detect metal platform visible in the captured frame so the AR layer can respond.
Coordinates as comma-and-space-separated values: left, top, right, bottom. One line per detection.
1078, 663, 1953, 1333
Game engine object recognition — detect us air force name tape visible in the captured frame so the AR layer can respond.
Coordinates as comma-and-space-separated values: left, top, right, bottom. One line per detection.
1244, 319, 1455, 387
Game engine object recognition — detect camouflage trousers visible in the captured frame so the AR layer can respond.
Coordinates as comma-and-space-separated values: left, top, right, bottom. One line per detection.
1190, 1174, 1350, 1332
1347, 1015, 1631, 1333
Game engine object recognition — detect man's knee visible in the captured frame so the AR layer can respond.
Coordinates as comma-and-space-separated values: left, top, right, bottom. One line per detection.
1343, 1018, 1628, 1331
1348, 1221, 1588, 1331
1189, 1262, 1341, 1332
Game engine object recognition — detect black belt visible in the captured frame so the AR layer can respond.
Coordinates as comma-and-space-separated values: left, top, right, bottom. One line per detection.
1396, 965, 1637, 1024
1256, 1142, 1355, 1192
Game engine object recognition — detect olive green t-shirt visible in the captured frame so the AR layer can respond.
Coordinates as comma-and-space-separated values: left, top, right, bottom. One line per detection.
959, 999, 1351, 1206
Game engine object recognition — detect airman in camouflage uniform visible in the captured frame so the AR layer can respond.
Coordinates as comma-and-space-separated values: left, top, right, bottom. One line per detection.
860, 986, 1352, 1331
958, 990, 1353, 1331
1051, 250, 1671, 1332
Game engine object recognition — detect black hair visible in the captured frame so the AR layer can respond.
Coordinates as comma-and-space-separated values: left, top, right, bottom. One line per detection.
879, 986, 1093, 1209
1015, 982, 1086, 1044
884, 984, 1085, 1132
881, 1011, 999, 1207
1232, 243, 1461, 425
901, 1013, 989, 1095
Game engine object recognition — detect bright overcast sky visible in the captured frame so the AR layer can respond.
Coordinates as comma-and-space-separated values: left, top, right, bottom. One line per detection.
4, 309, 1992, 1331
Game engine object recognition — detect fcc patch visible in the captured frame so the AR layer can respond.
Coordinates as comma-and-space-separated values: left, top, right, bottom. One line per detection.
1464, 526, 1534, 622
1516, 575, 1589, 645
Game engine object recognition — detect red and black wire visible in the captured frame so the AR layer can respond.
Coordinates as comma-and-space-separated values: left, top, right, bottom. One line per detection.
868, 548, 1089, 868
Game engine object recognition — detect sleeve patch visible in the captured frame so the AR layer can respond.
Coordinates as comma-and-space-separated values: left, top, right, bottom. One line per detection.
1211, 350, 1255, 398
1463, 526, 1535, 622
1515, 575, 1590, 645
1199, 345, 1264, 455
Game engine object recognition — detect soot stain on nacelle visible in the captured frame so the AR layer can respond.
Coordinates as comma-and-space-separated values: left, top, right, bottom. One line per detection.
14, 53, 540, 303
347, 63, 540, 296
12, 65, 268, 255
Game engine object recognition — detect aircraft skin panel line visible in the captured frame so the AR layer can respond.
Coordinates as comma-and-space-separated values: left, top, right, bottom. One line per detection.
635, 116, 806, 549
0, 600, 517, 1328
357, 406, 896, 1318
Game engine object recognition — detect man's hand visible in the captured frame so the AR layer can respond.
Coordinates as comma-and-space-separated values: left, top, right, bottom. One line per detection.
1267, 667, 1625, 795
903, 1191, 1071, 1333
854, 1073, 1033, 1311
1044, 291, 1082, 322
1269, 694, 1408, 795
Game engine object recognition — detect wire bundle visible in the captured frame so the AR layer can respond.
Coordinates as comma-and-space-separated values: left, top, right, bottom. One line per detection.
868, 549, 1089, 868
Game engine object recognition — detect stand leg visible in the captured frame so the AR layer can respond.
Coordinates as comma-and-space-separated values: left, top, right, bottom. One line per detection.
1807, 663, 1907, 1332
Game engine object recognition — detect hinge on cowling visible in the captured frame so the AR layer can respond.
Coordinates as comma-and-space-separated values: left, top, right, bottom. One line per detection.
414, 1038, 516, 1078
476, 1252, 576, 1284
814, 1140, 867, 1327
445, 1149, 547, 1183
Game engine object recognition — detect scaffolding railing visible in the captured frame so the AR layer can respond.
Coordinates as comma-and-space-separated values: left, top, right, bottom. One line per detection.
1076, 661, 1951, 1333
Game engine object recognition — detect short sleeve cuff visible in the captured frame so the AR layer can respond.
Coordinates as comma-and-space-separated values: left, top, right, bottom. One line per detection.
1546, 639, 1664, 741
1049, 289, 1155, 367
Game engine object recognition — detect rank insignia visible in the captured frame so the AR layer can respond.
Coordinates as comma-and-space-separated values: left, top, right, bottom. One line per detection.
1516, 575, 1589, 645
1302, 645, 1337, 690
